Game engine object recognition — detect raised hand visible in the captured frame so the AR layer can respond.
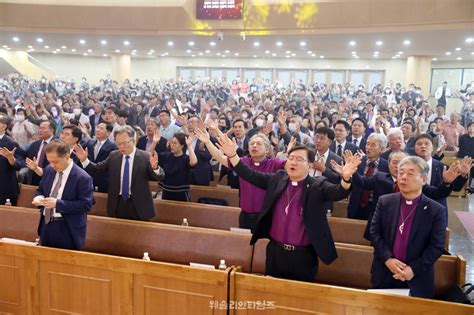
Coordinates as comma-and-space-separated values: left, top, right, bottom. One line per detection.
149, 151, 159, 170
277, 111, 287, 126
216, 134, 238, 157
185, 135, 194, 147
286, 136, 297, 153
26, 157, 38, 170
194, 127, 210, 144
442, 163, 461, 184
341, 151, 362, 180
458, 157, 473, 177
73, 144, 88, 162
176, 115, 188, 126
330, 159, 343, 176
152, 128, 161, 143
0, 146, 16, 160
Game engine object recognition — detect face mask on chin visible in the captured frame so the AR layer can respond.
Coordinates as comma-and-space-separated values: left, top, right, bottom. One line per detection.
288, 123, 297, 132
255, 119, 264, 127
16, 115, 25, 122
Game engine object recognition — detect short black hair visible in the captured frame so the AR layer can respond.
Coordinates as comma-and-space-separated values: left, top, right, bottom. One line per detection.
45, 139, 70, 157
467, 121, 474, 129
334, 119, 351, 132
351, 117, 367, 128
105, 106, 119, 115
98, 122, 114, 133
232, 119, 248, 129
414, 133, 433, 145
41, 120, 56, 134
159, 109, 171, 116
118, 110, 128, 118
63, 125, 82, 143
287, 145, 316, 163
402, 120, 416, 132
315, 126, 335, 141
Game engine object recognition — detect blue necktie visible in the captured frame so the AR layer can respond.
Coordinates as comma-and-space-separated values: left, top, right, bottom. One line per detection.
121, 156, 130, 200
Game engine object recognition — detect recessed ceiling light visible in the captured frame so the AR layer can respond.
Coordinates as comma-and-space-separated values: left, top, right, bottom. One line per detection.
123, 41, 130, 46
168, 41, 174, 46
312, 54, 316, 57
210, 41, 216, 46
272, 53, 276, 56
36, 38, 43, 43
52, 51, 57, 54
28, 45, 33, 49
366, 66, 370, 69
55, 48, 60, 51
320, 56, 324, 59
465, 38, 473, 43
445, 52, 451, 55
376, 41, 383, 46
61, 45, 67, 49
457, 57, 462, 60
349, 41, 356, 46
221, 55, 226, 58
286, 50, 291, 54
225, 50, 230, 53
71, 49, 76, 52
395, 54, 400, 57
373, 55, 378, 58
234, 53, 239, 56
403, 40, 411, 45
355, 56, 360, 59
216, 52, 221, 56
392, 56, 396, 59
103, 54, 107, 57
253, 55, 257, 58
149, 49, 154, 53
79, 39, 86, 44
285, 55, 290, 58
2, 45, 8, 48
12, 37, 19, 42
455, 47, 461, 51
326, 65, 331, 68
276, 41, 283, 46
147, 52, 152, 55
432, 58, 437, 61
87, 49, 92, 53
471, 52, 474, 55
199, 52, 203, 56
83, 53, 88, 56
188, 63, 192, 66
186, 49, 191, 53
221, 63, 226, 66
191, 54, 195, 57
307, 51, 312, 54
291, 53, 296, 56
205, 50, 210, 53
6, 47, 10, 50
398, 51, 403, 54
300, 41, 306, 47
188, 41, 195, 46
101, 40, 107, 45
265, 50, 270, 54
253, 42, 260, 47
44, 45, 49, 49
115, 49, 120, 53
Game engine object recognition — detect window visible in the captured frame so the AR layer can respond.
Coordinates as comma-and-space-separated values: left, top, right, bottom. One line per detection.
277, 70, 291, 86
330, 71, 344, 84
313, 71, 326, 84
350, 71, 364, 86
431, 69, 463, 95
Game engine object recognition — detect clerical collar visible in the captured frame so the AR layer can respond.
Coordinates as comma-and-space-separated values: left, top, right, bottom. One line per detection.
401, 194, 422, 205
252, 157, 267, 166
288, 178, 305, 187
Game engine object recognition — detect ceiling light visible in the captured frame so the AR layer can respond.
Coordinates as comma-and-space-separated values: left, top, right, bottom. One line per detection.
101, 40, 107, 45
403, 40, 411, 45
397, 51, 403, 54
253, 42, 260, 47
205, 50, 210, 53
276, 41, 283, 46
465, 38, 474, 43
131, 52, 137, 55
149, 49, 154, 53
147, 52, 152, 55
2, 45, 8, 48
312, 54, 316, 57
471, 52, 474, 55
27, 45, 33, 49
307, 51, 312, 54
188, 41, 195, 46
216, 52, 221, 56
432, 58, 437, 61
87, 49, 92, 52
225, 50, 230, 53
61, 45, 67, 49
395, 54, 400, 57
12, 37, 19, 42
374, 51, 379, 54
55, 48, 60, 51
221, 55, 226, 58
285, 55, 290, 58
186, 49, 191, 53
36, 38, 43, 43
286, 50, 291, 54
71, 49, 76, 52
366, 66, 370, 69
265, 50, 270, 54
123, 41, 130, 46
455, 47, 461, 51
355, 56, 360, 59
164, 52, 168, 55
373, 55, 378, 58
326, 65, 331, 68
392, 56, 396, 59
6, 48, 10, 50
199, 52, 203, 56
83, 53, 88, 56
320, 56, 324, 59
191, 54, 195, 57
457, 57, 462, 60
300, 41, 306, 47
291, 53, 296, 56
115, 49, 120, 53
272, 53, 276, 56
253, 55, 257, 58
349, 41, 356, 46
234, 53, 239, 56
79, 39, 86, 44
44, 45, 49, 49
103, 54, 107, 57
168, 41, 174, 46
210, 41, 216, 46
52, 51, 57, 54
221, 63, 226, 66
445, 52, 451, 55
376, 41, 383, 46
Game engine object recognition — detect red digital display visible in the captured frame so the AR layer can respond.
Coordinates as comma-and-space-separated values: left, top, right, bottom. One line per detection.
196, 0, 243, 20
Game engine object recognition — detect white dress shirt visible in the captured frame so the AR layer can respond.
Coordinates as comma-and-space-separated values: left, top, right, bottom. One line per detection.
311, 149, 330, 177
119, 147, 136, 196
426, 158, 433, 184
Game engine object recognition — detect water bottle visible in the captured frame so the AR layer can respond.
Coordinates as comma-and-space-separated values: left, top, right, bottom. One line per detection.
218, 259, 227, 270
326, 209, 332, 217
94, 186, 99, 192
142, 252, 151, 261
181, 218, 189, 226
5, 199, 11, 206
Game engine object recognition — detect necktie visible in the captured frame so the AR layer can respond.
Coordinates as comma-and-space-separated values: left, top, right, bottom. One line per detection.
359, 162, 375, 208
394, 181, 400, 192
121, 156, 130, 200
94, 141, 102, 160
37, 141, 47, 167
45, 172, 63, 224
353, 138, 358, 146
237, 139, 243, 149
337, 144, 343, 157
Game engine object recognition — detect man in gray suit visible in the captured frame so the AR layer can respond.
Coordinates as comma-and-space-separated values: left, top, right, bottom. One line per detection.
74, 126, 165, 221
311, 127, 343, 183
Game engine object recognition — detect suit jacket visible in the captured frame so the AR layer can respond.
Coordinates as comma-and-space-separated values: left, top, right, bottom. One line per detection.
330, 141, 358, 157
370, 193, 447, 298
36, 163, 94, 249
85, 139, 116, 192
429, 159, 466, 207
0, 135, 22, 203
353, 171, 453, 240
136, 135, 168, 155
23, 139, 51, 185
190, 139, 213, 186
347, 135, 367, 153
233, 160, 350, 265
321, 150, 343, 184
84, 149, 165, 220
89, 114, 104, 136
347, 157, 389, 219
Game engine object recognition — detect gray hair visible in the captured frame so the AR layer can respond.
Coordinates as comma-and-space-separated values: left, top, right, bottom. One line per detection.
367, 132, 388, 149
249, 133, 271, 150
388, 149, 408, 161
113, 125, 135, 139
386, 127, 403, 140
398, 156, 429, 178
147, 117, 161, 127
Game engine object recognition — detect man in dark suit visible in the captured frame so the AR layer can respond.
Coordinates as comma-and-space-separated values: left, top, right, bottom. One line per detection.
32, 140, 93, 250
89, 102, 104, 136
74, 125, 165, 221
217, 135, 362, 282
60, 125, 84, 166
312, 126, 342, 184
186, 116, 213, 186
136, 118, 167, 155
346, 132, 389, 220
84, 123, 116, 192
0, 115, 22, 205
221, 119, 250, 189
330, 120, 358, 159
370, 156, 447, 298
347, 118, 368, 153
380, 128, 405, 160
401, 120, 416, 155
23, 120, 55, 185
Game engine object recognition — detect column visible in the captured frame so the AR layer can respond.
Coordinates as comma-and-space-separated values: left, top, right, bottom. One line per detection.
111, 54, 131, 84
405, 56, 432, 97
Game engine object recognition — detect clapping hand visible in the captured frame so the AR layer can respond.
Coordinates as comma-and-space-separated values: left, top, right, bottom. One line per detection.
330, 160, 343, 176
216, 134, 238, 158
0, 146, 16, 160
26, 157, 39, 170
458, 157, 473, 177
149, 151, 159, 170
341, 150, 363, 180
194, 127, 210, 144
185, 135, 194, 147
442, 163, 461, 184
152, 128, 161, 143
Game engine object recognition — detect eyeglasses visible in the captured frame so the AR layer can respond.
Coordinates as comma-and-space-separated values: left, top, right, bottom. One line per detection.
115, 140, 133, 146
288, 156, 308, 163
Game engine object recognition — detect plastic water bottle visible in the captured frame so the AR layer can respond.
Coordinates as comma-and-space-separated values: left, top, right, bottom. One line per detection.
181, 218, 189, 226
142, 252, 151, 261
326, 209, 332, 217
94, 186, 99, 192
218, 259, 227, 270
5, 199, 11, 206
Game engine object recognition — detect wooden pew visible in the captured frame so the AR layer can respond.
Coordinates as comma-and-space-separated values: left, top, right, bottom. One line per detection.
0, 206, 254, 272
229, 271, 474, 314
0, 242, 229, 314
251, 239, 465, 296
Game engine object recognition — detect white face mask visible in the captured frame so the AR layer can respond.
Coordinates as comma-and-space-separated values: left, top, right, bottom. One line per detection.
288, 123, 297, 132
73, 108, 82, 116
241, 112, 248, 119
255, 118, 264, 127
16, 115, 25, 122
267, 115, 274, 122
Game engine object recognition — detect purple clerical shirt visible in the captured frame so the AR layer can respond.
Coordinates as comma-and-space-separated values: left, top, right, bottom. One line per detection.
392, 194, 422, 262
230, 156, 286, 214
269, 179, 311, 246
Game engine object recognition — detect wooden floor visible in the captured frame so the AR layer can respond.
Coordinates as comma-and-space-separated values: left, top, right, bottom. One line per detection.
447, 193, 474, 284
